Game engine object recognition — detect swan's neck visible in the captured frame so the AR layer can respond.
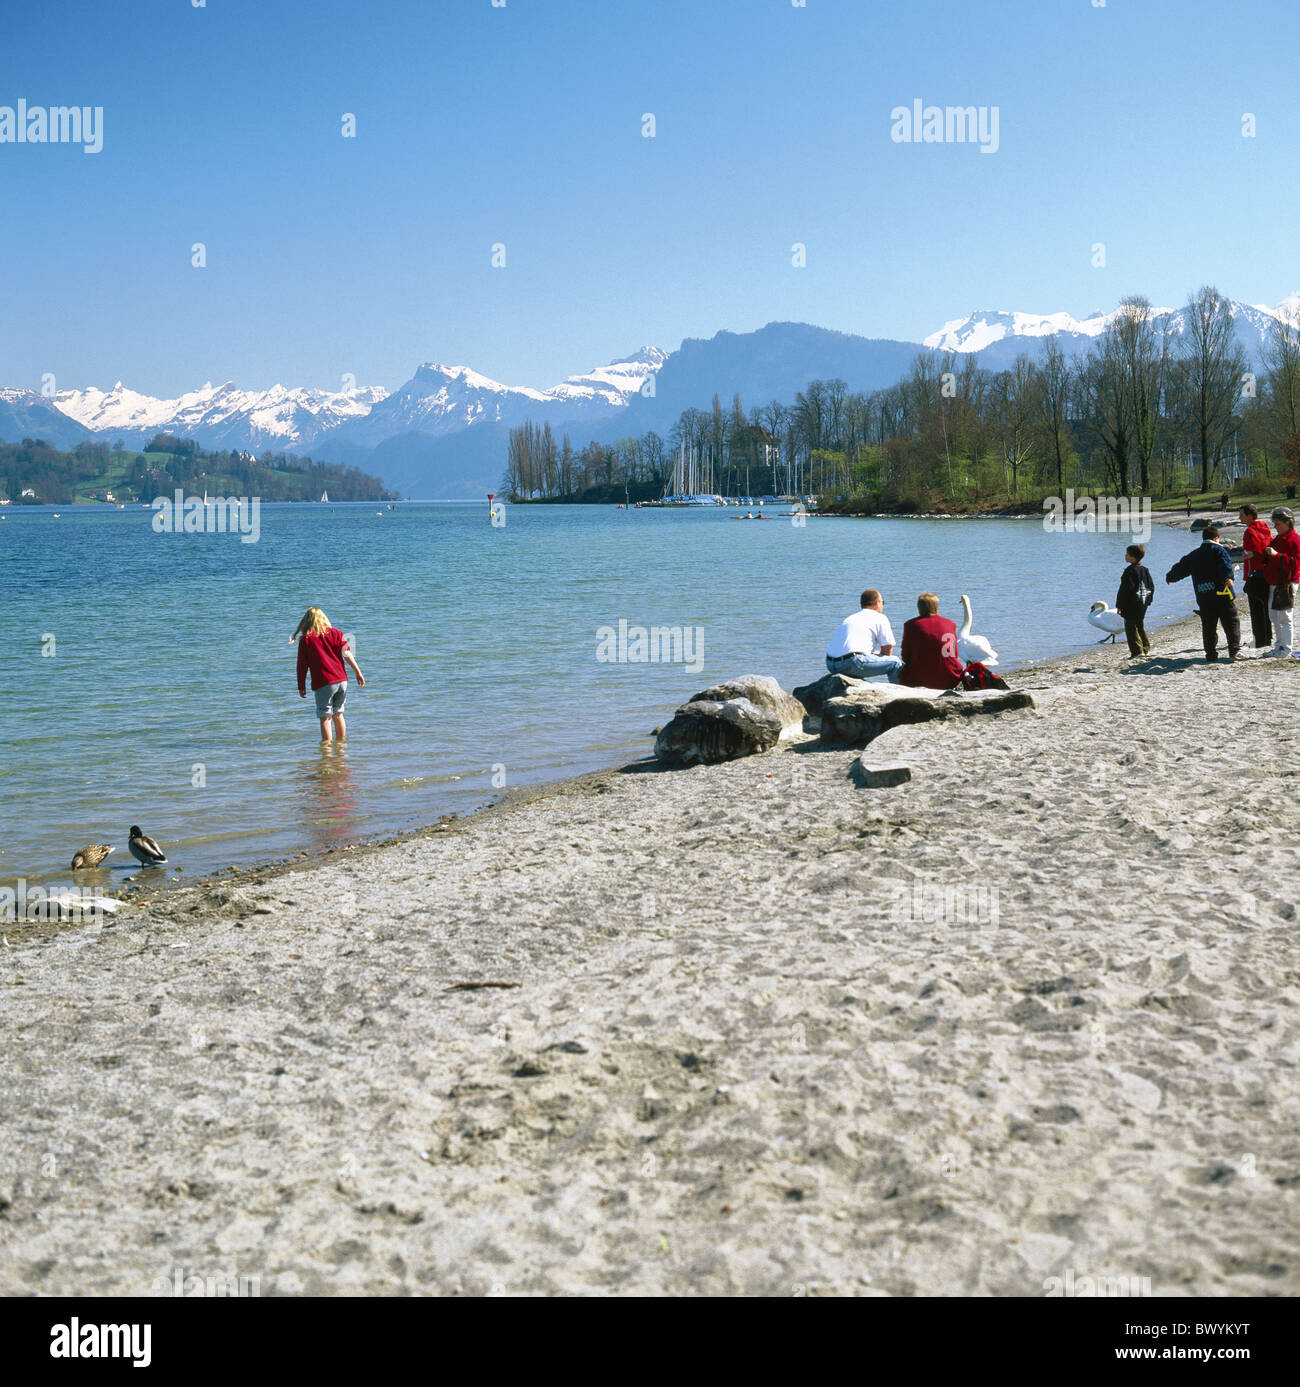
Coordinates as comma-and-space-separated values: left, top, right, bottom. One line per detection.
959, 596, 972, 639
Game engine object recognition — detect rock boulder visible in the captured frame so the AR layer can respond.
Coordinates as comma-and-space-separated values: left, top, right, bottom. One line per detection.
654, 675, 809, 767
820, 684, 1035, 747
654, 696, 784, 767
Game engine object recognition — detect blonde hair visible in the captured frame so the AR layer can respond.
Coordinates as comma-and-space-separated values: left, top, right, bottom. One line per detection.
291, 606, 331, 642
917, 592, 940, 616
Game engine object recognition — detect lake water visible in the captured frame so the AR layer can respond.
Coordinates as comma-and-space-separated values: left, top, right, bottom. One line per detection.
0, 501, 1199, 887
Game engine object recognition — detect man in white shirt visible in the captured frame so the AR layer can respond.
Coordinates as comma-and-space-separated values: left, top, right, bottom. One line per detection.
825, 589, 903, 681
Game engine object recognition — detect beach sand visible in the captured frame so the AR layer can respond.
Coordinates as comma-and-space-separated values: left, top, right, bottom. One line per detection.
2, 609, 1298, 1297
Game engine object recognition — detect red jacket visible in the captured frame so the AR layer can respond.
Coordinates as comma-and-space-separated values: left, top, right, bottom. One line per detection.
1265, 527, 1300, 586
1242, 520, 1272, 578
900, 614, 964, 690
297, 627, 349, 693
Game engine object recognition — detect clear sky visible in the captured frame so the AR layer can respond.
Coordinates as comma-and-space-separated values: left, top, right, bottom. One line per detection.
3, 0, 1297, 396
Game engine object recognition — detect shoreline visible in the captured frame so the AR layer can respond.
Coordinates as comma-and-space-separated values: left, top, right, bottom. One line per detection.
73, 609, 1206, 914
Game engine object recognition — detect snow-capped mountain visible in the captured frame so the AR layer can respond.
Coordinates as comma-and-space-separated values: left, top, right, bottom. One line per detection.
926, 293, 1300, 356
924, 309, 1118, 352
52, 380, 389, 452
328, 347, 667, 448
29, 347, 667, 457
0, 386, 95, 450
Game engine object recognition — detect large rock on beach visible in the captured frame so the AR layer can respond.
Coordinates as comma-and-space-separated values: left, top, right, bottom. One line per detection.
820, 683, 1035, 747
654, 697, 784, 767
688, 675, 807, 734
792, 672, 867, 722
654, 675, 807, 767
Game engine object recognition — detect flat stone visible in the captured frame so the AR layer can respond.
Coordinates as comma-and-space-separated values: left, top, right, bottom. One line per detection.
850, 758, 912, 788
821, 685, 1035, 747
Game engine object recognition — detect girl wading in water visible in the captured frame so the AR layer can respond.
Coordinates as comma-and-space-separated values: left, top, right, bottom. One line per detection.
293, 606, 365, 741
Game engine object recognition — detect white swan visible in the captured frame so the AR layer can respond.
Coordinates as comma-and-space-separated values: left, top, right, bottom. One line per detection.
958, 593, 998, 666
1087, 601, 1126, 642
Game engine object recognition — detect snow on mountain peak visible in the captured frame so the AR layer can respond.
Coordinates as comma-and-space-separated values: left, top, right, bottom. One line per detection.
924, 307, 1112, 352
924, 296, 1296, 354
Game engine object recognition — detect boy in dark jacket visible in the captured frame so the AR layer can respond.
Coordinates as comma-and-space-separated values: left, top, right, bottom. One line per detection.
1165, 524, 1239, 662
1116, 543, 1154, 657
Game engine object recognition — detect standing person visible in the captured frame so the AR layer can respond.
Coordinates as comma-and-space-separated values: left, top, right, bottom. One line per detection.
1262, 507, 1300, 657
898, 592, 965, 690
1116, 543, 1154, 657
1238, 503, 1274, 650
293, 606, 365, 741
1185, 495, 1192, 516
1165, 524, 1239, 662
825, 588, 902, 681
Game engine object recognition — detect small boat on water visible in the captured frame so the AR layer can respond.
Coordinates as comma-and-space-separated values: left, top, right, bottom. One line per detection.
321, 489, 329, 503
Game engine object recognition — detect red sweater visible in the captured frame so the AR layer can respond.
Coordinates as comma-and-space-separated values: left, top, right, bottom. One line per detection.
1266, 527, 1300, 586
1242, 520, 1272, 578
900, 614, 964, 690
297, 627, 349, 693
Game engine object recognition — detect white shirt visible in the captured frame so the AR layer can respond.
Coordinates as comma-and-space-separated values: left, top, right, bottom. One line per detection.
827, 607, 895, 658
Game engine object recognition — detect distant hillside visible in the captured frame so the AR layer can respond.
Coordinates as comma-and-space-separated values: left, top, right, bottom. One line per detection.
0, 434, 396, 506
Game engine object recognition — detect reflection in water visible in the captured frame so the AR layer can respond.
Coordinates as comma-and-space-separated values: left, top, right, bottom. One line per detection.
301, 743, 362, 852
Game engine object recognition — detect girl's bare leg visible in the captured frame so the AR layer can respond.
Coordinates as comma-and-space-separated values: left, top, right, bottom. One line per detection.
332, 713, 347, 740
319, 717, 333, 742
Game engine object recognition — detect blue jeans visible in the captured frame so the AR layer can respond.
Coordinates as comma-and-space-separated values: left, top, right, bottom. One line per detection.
826, 652, 902, 682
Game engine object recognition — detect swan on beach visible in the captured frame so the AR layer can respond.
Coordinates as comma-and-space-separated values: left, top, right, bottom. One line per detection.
1087, 601, 1126, 642
957, 594, 998, 666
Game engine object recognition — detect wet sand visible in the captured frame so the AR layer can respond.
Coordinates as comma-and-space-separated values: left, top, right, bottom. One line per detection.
2, 610, 1298, 1296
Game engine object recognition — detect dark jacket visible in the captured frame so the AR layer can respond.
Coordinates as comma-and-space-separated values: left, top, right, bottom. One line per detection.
1166, 540, 1233, 603
1116, 563, 1154, 619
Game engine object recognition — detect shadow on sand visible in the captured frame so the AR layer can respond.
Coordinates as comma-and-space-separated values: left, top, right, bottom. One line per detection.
1121, 654, 1230, 676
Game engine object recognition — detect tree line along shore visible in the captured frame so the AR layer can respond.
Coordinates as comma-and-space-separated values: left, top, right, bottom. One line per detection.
0, 434, 395, 506
503, 287, 1300, 514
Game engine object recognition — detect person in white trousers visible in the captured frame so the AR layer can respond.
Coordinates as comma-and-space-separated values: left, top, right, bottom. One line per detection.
1263, 507, 1300, 656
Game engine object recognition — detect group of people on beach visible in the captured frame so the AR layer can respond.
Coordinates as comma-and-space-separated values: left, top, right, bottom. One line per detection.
1160, 504, 1300, 662
824, 590, 969, 689
823, 503, 1300, 684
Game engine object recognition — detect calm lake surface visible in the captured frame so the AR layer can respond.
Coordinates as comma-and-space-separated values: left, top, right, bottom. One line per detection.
1, 501, 1197, 886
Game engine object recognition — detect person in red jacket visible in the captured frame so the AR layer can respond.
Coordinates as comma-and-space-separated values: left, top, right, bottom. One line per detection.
899, 592, 965, 690
1262, 507, 1300, 657
1238, 503, 1273, 649
293, 605, 366, 741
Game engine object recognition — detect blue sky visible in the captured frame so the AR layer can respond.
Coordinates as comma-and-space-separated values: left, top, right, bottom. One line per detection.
2, 0, 1297, 395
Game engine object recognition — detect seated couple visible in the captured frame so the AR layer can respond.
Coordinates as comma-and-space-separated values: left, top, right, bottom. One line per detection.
826, 589, 965, 690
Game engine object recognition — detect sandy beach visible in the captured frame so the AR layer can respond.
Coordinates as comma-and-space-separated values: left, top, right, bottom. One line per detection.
3, 606, 1299, 1298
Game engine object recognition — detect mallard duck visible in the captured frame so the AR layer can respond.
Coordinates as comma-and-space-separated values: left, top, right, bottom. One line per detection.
70, 844, 115, 870
128, 826, 168, 867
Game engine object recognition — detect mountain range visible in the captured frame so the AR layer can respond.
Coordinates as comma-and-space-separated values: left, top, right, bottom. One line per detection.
3, 294, 1295, 498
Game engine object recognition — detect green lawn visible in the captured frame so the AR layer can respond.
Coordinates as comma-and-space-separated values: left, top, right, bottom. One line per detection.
1149, 487, 1297, 514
